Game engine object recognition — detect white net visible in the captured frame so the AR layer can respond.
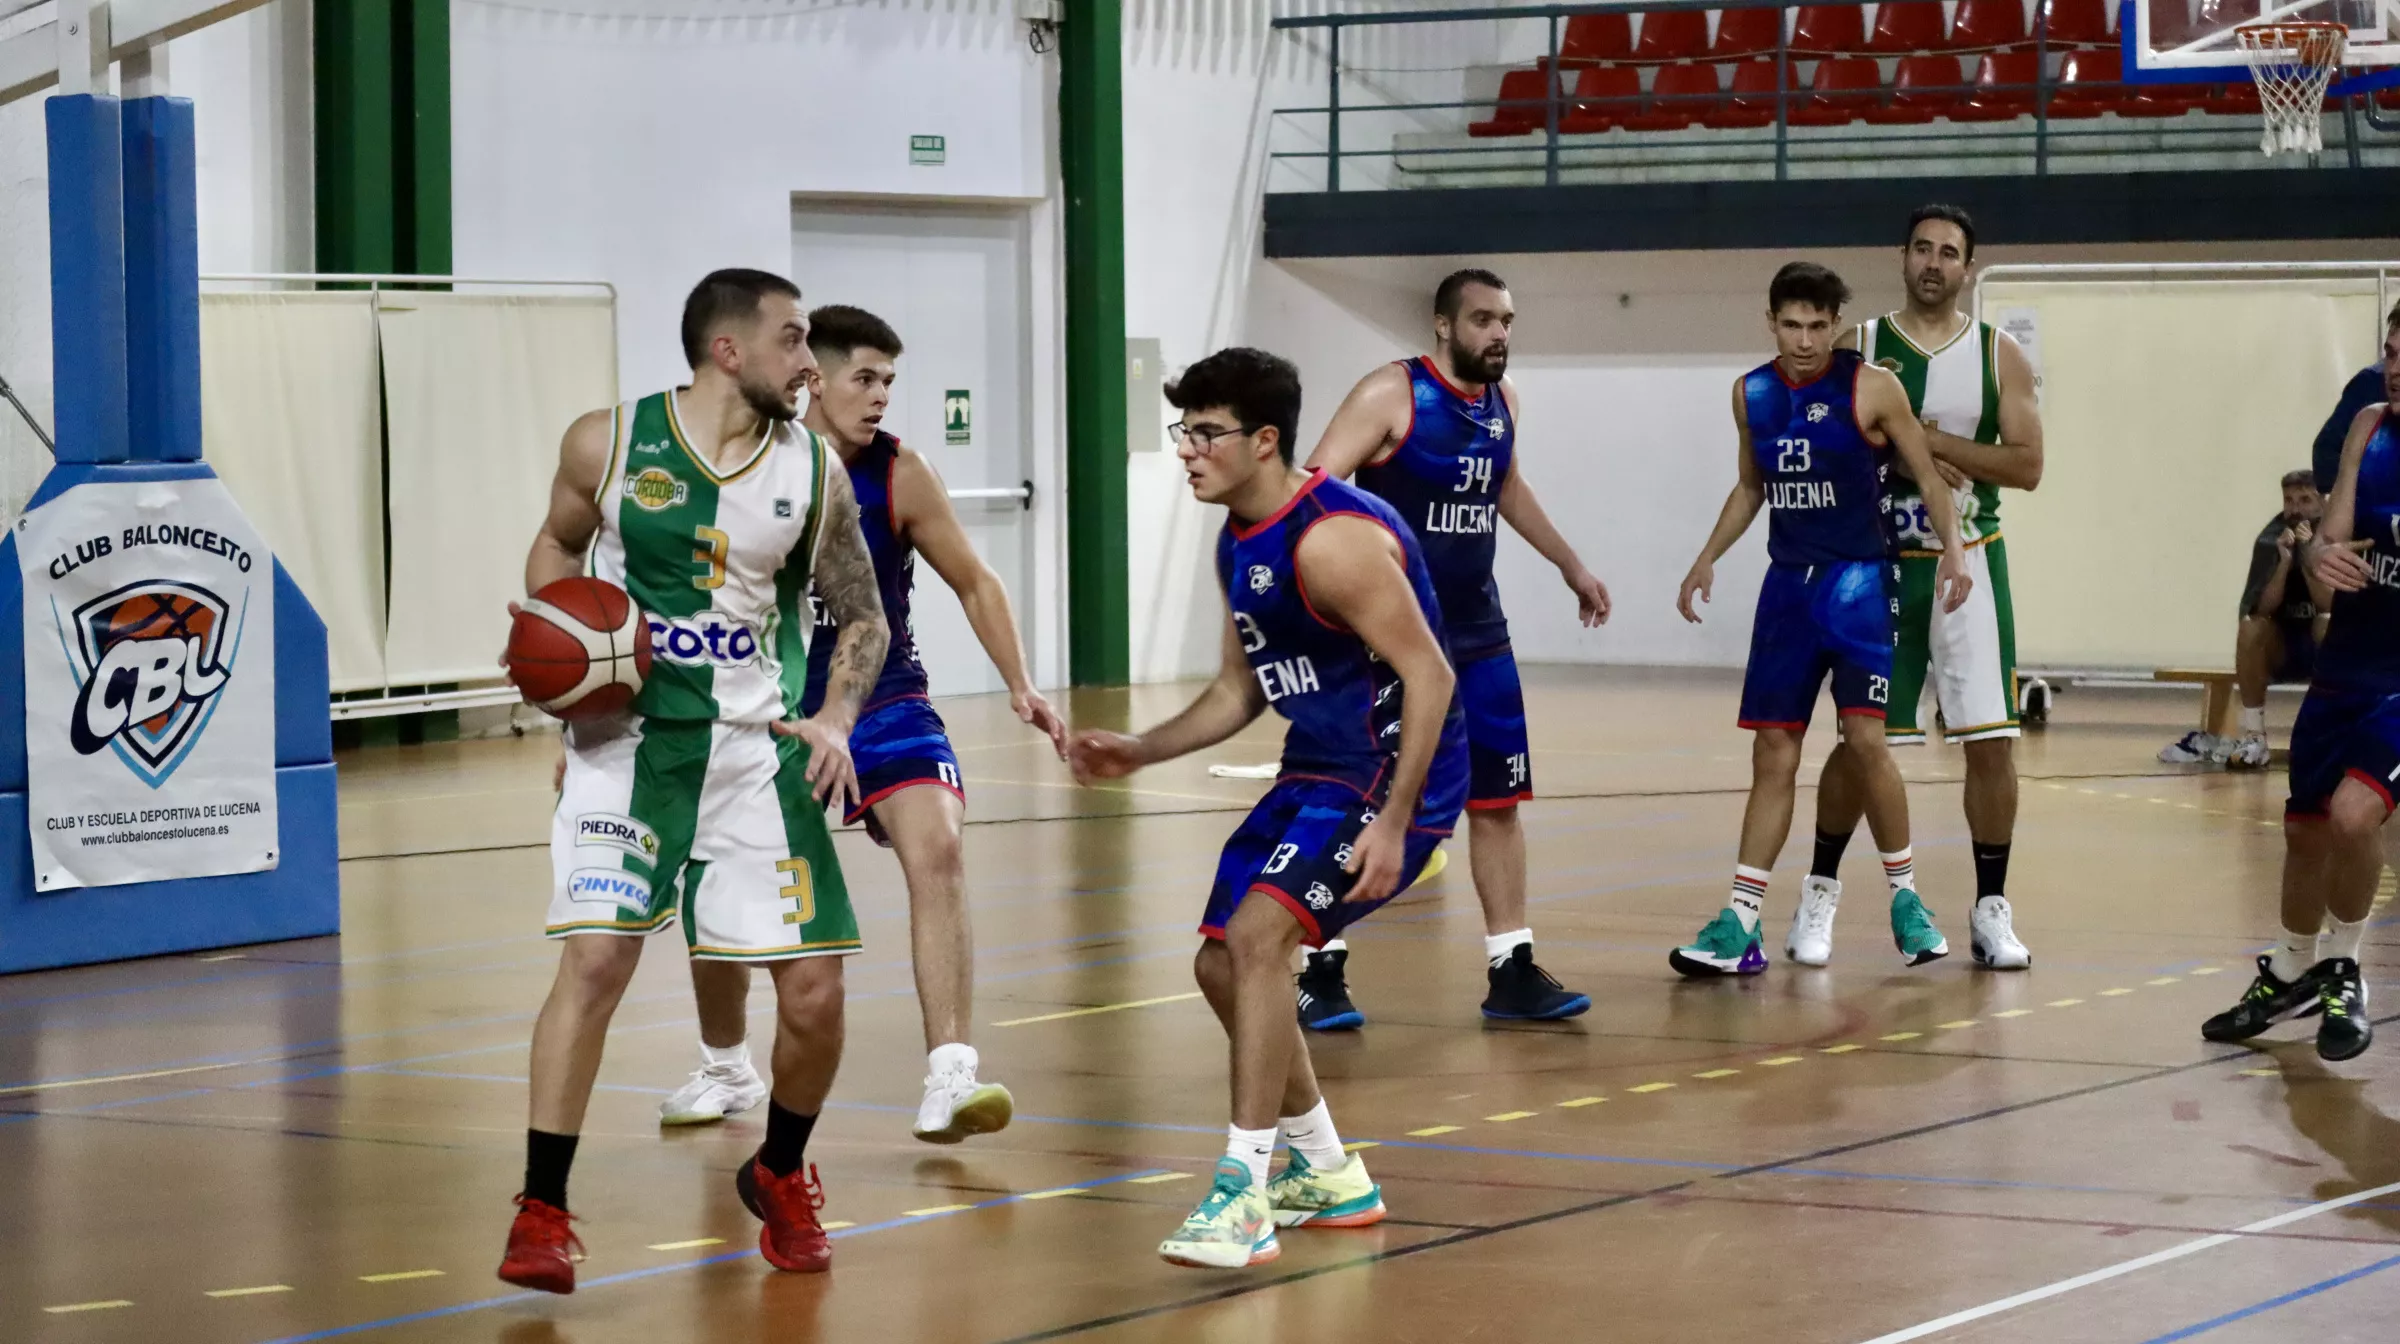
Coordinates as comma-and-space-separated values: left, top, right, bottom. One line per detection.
2238, 22, 2347, 155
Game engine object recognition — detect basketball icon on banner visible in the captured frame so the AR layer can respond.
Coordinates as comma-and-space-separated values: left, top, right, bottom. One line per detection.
58, 578, 245, 784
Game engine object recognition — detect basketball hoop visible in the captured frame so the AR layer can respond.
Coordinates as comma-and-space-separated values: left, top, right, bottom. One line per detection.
2238, 21, 2347, 155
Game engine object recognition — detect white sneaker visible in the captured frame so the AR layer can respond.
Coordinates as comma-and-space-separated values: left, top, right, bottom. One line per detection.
1785, 876, 1841, 966
914, 1069, 1014, 1145
659, 1059, 767, 1126
2158, 730, 2220, 764
1969, 895, 2032, 970
2222, 733, 2271, 770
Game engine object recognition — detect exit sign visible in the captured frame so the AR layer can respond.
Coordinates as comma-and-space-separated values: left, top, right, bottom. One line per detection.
910, 135, 946, 166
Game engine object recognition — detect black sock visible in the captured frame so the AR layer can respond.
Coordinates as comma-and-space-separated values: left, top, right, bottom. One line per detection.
760, 1100, 817, 1178
1811, 828, 1855, 881
523, 1129, 579, 1210
1973, 843, 2011, 900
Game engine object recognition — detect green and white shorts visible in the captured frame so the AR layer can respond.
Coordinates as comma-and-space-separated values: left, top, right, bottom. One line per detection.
546, 717, 860, 961
1889, 534, 2020, 746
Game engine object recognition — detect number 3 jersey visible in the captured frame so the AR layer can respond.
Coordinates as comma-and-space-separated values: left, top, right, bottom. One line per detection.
1216, 470, 1469, 826
588, 389, 832, 725
1744, 349, 1895, 567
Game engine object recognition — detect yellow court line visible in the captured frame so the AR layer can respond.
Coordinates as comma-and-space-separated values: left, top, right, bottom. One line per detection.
1991, 1009, 2033, 1019
992, 992, 1203, 1028
1345, 1140, 1380, 1151
823, 1221, 857, 1230
645, 1239, 724, 1252
1821, 1044, 1863, 1054
1485, 1111, 1538, 1122
359, 1270, 446, 1283
194, 952, 246, 962
44, 1301, 133, 1314
1129, 1172, 1194, 1185
1557, 1096, 1607, 1107
2048, 998, 2085, 1008
1, 1058, 257, 1098
1881, 1032, 1922, 1042
1020, 1187, 1087, 1200
904, 1205, 974, 1217
1628, 1082, 1676, 1093
1937, 1020, 1977, 1030
1758, 1056, 1802, 1067
205, 1285, 294, 1299
2100, 988, 2136, 997
2238, 1068, 2278, 1077
2189, 966, 2224, 976
2146, 977, 2181, 986
1694, 1069, 1740, 1079
1408, 1125, 1464, 1137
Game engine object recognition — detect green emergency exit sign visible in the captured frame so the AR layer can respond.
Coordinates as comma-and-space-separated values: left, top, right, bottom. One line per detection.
944, 389, 972, 445
910, 135, 946, 166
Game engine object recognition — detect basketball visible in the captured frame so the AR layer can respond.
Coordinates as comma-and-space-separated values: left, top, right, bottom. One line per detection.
506, 577, 650, 720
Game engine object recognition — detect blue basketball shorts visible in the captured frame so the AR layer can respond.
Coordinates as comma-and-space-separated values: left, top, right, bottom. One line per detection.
1738, 559, 1896, 732
2286, 684, 2400, 818
1200, 776, 1459, 949
844, 695, 963, 845
1457, 649, 1534, 809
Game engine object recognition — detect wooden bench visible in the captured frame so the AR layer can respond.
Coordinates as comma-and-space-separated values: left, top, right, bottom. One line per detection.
2153, 668, 2305, 736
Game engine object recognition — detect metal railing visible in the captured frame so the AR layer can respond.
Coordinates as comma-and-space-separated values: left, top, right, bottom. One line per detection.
1270, 0, 2393, 188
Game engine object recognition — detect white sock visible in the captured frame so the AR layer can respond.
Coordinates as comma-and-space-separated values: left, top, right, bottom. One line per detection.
2240, 705, 2267, 735
2270, 923, 2321, 982
928, 1042, 978, 1081
1485, 928, 1532, 968
1277, 1099, 1348, 1171
1225, 1124, 1275, 1189
1318, 938, 1348, 955
2325, 915, 2369, 965
1881, 848, 1916, 896
700, 1040, 750, 1070
1730, 866, 1769, 933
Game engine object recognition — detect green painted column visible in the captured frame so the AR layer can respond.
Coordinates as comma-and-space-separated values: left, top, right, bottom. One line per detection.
315, 0, 450, 277
400, 0, 452, 277
1060, 0, 1129, 687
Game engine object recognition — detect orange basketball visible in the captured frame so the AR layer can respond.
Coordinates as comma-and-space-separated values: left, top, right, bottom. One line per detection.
506, 577, 650, 720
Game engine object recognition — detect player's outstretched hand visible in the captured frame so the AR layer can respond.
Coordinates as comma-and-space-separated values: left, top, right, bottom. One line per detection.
1068, 730, 1144, 784
773, 715, 861, 812
1342, 814, 1406, 906
1014, 687, 1070, 759
1935, 551, 1974, 614
1676, 562, 1714, 624
1565, 564, 1611, 627
2310, 537, 2375, 593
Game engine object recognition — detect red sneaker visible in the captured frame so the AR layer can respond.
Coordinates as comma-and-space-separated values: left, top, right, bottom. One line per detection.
497, 1195, 583, 1294
735, 1155, 832, 1273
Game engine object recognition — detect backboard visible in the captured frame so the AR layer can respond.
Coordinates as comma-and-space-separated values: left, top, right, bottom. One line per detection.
2131, 0, 2400, 88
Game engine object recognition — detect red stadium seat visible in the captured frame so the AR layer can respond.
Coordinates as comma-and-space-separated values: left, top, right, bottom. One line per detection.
1540, 13, 1634, 71
2210, 79, 2261, 114
1865, 54, 1967, 122
2046, 47, 2126, 116
1946, 51, 2041, 119
1950, 0, 2029, 51
1561, 65, 1643, 132
1711, 6, 1785, 59
1790, 4, 1868, 54
2119, 79, 2208, 116
1467, 68, 1554, 137
1632, 10, 1711, 62
1787, 56, 1882, 124
2041, 0, 2114, 46
1868, 2, 1950, 53
1705, 58, 1788, 127
1623, 62, 1725, 130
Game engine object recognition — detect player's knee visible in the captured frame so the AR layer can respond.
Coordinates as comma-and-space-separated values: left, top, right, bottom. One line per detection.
909, 823, 965, 883
1752, 730, 1803, 774
1961, 737, 2012, 773
772, 960, 845, 1035
2285, 810, 2331, 848
2236, 616, 2274, 655
2327, 783, 2391, 843
559, 934, 643, 997
1192, 939, 1234, 995
1225, 895, 1302, 966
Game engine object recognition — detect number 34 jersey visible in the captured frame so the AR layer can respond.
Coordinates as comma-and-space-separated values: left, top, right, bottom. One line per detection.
1743, 350, 1894, 567
589, 389, 833, 725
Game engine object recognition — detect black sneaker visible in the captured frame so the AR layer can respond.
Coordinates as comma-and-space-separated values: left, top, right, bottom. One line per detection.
1296, 949, 1364, 1031
2315, 958, 2373, 1062
2201, 955, 2324, 1042
1481, 945, 1591, 1021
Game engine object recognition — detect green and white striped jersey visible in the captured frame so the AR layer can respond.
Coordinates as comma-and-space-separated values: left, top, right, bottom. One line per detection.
1860, 313, 2011, 554
589, 389, 830, 725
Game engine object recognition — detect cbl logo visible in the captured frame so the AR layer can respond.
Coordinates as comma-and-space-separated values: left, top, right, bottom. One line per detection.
56, 579, 244, 787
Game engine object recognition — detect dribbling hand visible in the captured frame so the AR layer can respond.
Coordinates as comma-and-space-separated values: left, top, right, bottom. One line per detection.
772, 715, 860, 812
1068, 730, 1145, 784
1342, 813, 1407, 906
1677, 562, 1714, 624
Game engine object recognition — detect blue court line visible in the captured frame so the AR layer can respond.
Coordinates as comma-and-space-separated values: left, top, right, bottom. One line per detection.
244, 1166, 1173, 1344
2137, 1251, 2400, 1343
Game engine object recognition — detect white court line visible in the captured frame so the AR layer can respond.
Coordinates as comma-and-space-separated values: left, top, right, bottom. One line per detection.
1857, 1177, 2400, 1343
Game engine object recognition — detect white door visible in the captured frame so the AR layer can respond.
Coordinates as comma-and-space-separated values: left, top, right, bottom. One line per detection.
792, 202, 1032, 698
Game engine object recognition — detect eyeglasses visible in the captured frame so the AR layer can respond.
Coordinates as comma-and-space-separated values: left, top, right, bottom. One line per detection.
1168, 421, 1262, 450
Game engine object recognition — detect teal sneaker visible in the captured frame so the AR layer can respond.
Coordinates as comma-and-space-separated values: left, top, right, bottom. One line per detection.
1890, 888, 1949, 966
1267, 1150, 1386, 1228
1669, 909, 1768, 978
1158, 1159, 1280, 1269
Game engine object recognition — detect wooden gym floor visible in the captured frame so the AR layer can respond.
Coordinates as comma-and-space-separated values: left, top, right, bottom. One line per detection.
5, 666, 2399, 1343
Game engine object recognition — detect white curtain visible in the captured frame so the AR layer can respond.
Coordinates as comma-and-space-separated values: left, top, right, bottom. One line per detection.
377, 293, 618, 686
199, 292, 388, 691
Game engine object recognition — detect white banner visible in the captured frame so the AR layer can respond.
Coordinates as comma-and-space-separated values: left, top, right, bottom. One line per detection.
17, 477, 279, 890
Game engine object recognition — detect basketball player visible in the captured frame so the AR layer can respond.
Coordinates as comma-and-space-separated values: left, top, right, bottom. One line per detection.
1799, 204, 2039, 970
1672, 262, 1970, 977
1293, 268, 1606, 1027
2201, 320, 2400, 1061
497, 270, 888, 1290
1069, 347, 1468, 1268
667, 305, 1067, 1143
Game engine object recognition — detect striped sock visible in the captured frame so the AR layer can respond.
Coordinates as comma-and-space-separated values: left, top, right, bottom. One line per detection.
1730, 866, 1770, 933
1881, 848, 1916, 895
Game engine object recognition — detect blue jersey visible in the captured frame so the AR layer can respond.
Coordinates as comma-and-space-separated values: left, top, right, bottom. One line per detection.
1217, 470, 1469, 826
1743, 350, 1892, 566
2318, 412, 2400, 694
801, 433, 929, 716
1356, 357, 1513, 661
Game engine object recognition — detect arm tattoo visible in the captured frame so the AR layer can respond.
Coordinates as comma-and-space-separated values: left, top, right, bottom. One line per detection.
811, 461, 890, 720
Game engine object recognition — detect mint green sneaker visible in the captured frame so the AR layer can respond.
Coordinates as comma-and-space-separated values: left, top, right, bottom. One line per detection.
1890, 888, 1949, 966
1158, 1158, 1280, 1269
1267, 1150, 1386, 1228
1669, 909, 1767, 978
